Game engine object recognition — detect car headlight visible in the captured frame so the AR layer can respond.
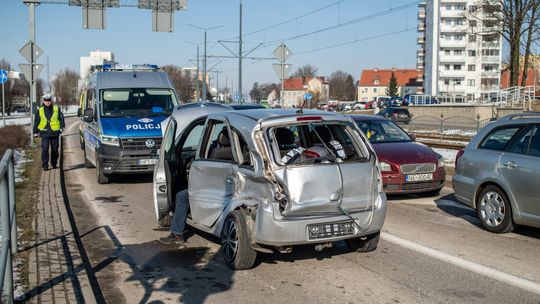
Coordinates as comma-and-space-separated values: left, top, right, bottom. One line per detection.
438, 158, 445, 168
100, 134, 120, 146
379, 161, 392, 172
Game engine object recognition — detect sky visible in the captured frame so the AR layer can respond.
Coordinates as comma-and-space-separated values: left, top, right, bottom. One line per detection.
1, 0, 421, 96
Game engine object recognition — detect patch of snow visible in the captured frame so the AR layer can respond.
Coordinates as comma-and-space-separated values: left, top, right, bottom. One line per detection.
14, 150, 30, 183
433, 148, 459, 167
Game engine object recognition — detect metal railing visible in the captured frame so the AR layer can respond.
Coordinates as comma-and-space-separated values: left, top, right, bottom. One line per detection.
405, 114, 494, 135
0, 149, 17, 304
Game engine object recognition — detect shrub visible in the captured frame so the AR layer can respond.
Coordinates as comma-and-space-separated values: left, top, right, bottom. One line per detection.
0, 125, 30, 157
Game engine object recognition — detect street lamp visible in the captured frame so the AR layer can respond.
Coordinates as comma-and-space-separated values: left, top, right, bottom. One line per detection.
184, 23, 225, 102
183, 41, 201, 101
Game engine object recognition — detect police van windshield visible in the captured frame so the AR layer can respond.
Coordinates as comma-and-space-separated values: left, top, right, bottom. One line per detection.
100, 88, 178, 117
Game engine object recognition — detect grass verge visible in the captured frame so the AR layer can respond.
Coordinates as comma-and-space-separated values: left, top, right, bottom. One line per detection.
14, 145, 41, 293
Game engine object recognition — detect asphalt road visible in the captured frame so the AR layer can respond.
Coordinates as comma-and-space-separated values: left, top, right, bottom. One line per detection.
61, 117, 540, 304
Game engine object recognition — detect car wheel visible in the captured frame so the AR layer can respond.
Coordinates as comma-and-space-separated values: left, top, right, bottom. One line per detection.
477, 185, 514, 233
424, 189, 441, 197
83, 147, 94, 168
345, 231, 380, 252
221, 210, 257, 270
96, 156, 109, 184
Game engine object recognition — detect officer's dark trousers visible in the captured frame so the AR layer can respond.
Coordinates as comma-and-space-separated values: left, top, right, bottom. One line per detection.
41, 136, 59, 167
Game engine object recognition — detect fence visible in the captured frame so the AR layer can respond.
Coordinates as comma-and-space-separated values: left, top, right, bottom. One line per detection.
403, 114, 494, 135
0, 149, 17, 304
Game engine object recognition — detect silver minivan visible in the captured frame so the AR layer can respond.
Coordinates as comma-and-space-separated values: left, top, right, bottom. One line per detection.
453, 113, 540, 233
155, 108, 387, 269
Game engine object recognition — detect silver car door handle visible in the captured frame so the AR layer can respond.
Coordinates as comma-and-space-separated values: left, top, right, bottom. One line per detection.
226, 177, 235, 184
503, 161, 517, 169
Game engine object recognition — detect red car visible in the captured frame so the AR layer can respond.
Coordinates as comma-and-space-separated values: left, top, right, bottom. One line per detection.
351, 114, 446, 195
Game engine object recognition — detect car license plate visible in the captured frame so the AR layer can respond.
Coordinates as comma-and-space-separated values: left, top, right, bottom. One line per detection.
406, 173, 433, 182
137, 159, 158, 166
307, 221, 355, 240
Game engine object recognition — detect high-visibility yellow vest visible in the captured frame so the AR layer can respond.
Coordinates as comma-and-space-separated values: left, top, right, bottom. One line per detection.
38, 105, 60, 131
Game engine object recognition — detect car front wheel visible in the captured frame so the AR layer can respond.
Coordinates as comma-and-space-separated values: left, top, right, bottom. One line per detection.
221, 210, 257, 270
345, 231, 380, 252
477, 185, 514, 233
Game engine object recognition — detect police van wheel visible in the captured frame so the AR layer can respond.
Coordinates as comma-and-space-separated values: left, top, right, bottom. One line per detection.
83, 147, 94, 168
96, 158, 109, 184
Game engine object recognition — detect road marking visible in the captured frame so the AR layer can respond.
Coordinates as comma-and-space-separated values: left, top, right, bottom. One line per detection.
382, 232, 540, 295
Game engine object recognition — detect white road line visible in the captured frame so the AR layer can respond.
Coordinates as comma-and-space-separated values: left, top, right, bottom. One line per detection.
382, 232, 540, 295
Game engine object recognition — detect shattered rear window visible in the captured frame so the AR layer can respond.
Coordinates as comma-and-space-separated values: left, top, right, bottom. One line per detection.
268, 122, 368, 166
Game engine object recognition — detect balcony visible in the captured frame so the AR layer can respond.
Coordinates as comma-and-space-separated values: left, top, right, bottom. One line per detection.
417, 49, 425, 56
418, 23, 425, 31
481, 56, 501, 64
418, 9, 426, 18
481, 70, 500, 78
440, 10, 467, 18
439, 24, 468, 33
439, 70, 467, 78
417, 36, 425, 44
440, 39, 467, 48
439, 55, 466, 63
417, 62, 425, 70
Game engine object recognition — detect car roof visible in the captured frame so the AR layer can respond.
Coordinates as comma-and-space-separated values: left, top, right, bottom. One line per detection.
349, 114, 386, 121
227, 103, 266, 110
227, 108, 343, 122
93, 71, 173, 89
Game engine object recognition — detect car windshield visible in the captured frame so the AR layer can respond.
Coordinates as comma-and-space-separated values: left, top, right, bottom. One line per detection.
268, 122, 368, 166
100, 88, 178, 117
356, 120, 412, 143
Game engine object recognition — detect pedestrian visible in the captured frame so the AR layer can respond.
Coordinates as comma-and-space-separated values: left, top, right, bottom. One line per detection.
33, 94, 65, 171
159, 189, 189, 246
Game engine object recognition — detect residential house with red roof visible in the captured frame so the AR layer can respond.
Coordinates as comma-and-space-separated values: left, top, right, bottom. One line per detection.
357, 68, 422, 101
282, 76, 329, 108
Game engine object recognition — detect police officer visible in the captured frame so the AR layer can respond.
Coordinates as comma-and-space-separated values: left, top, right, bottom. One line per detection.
33, 94, 65, 171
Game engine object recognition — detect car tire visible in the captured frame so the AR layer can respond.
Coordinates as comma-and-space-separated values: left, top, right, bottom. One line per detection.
424, 189, 441, 197
83, 147, 94, 168
221, 210, 257, 270
345, 231, 380, 252
477, 185, 514, 233
96, 156, 109, 184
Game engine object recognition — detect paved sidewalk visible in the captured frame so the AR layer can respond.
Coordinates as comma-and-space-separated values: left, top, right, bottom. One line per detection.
22, 166, 95, 303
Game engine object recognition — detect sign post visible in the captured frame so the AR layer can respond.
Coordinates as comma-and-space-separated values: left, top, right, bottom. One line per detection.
273, 43, 292, 108
0, 70, 8, 127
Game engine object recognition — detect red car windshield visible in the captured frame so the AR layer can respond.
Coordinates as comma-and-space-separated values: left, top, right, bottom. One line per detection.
356, 120, 412, 143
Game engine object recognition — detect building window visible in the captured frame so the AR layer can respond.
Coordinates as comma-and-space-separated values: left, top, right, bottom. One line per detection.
456, 4, 464, 10
468, 50, 476, 57
454, 79, 462, 85
445, 19, 452, 26
469, 34, 476, 42
445, 49, 451, 55
444, 79, 450, 85
454, 64, 462, 70
468, 64, 476, 71
456, 19, 464, 26
373, 88, 377, 93
455, 35, 464, 40
484, 65, 494, 71
446, 35, 452, 41
445, 64, 450, 70
374, 80, 379, 85
454, 50, 463, 56
482, 49, 499, 56
468, 79, 476, 86
446, 4, 452, 10
469, 5, 478, 13
470, 20, 477, 27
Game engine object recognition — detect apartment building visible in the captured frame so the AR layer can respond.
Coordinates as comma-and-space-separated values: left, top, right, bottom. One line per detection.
417, 1, 502, 101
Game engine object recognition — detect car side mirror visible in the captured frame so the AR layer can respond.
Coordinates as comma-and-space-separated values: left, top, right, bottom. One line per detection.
83, 109, 94, 123
409, 133, 417, 142
77, 108, 82, 117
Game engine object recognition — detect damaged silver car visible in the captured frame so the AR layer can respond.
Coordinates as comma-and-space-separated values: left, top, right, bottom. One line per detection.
157, 109, 387, 269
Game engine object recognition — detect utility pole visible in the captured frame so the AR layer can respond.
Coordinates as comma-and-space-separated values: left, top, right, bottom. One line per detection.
238, 0, 243, 103
195, 45, 199, 101
46, 55, 50, 92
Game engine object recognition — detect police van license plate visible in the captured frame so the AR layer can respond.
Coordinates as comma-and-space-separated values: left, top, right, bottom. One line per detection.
137, 159, 158, 166
406, 173, 433, 182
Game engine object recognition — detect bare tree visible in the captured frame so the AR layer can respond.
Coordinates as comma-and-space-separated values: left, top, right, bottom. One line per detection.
329, 70, 355, 100
162, 65, 195, 102
52, 68, 79, 111
520, 1, 540, 86
292, 64, 318, 78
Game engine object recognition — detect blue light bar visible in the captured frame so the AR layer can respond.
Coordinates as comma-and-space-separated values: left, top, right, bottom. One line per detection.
99, 64, 159, 71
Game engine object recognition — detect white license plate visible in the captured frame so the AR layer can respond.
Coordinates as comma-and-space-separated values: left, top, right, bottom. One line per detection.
406, 173, 433, 182
137, 159, 158, 166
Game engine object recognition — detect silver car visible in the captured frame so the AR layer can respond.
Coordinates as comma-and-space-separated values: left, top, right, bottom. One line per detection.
453, 113, 540, 233
155, 108, 387, 269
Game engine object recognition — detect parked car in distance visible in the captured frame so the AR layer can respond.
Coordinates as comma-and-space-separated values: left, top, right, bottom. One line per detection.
156, 109, 387, 269
375, 96, 391, 108
453, 113, 540, 233
377, 107, 412, 124
353, 101, 369, 110
352, 115, 446, 195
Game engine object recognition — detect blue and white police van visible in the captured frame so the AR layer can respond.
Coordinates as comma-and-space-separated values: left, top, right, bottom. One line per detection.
79, 64, 179, 184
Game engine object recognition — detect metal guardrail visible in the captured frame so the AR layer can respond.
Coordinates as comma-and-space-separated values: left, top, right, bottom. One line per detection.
0, 149, 17, 304
405, 114, 493, 134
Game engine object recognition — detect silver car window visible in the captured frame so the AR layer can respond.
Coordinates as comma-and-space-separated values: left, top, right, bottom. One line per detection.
507, 125, 534, 155
527, 126, 540, 157
479, 126, 522, 151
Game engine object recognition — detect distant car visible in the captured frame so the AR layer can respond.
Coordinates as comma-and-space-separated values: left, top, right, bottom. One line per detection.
453, 113, 540, 233
352, 114, 446, 195
365, 101, 376, 109
12, 105, 29, 114
376, 96, 391, 108
377, 107, 411, 124
353, 101, 369, 110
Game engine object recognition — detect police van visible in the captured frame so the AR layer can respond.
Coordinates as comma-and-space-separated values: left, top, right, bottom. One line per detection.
78, 64, 179, 184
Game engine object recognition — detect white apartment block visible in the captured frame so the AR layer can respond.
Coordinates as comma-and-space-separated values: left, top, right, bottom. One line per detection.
79, 50, 116, 84
418, 0, 502, 101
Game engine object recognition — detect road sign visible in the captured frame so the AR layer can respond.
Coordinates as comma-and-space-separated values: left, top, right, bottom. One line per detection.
19, 42, 43, 63
0, 70, 7, 85
272, 63, 292, 79
273, 43, 292, 62
19, 64, 44, 80
304, 93, 313, 100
